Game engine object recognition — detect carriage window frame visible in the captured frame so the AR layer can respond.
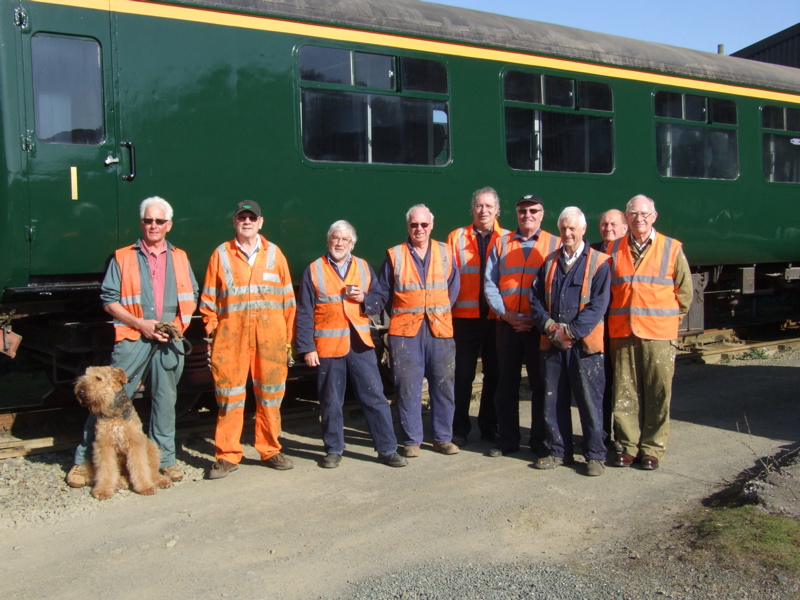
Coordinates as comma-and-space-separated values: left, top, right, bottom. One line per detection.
761, 104, 800, 184
298, 45, 450, 167
31, 34, 105, 145
503, 69, 614, 174
654, 90, 739, 180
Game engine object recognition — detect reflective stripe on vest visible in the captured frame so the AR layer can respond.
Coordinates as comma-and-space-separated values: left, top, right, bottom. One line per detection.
310, 256, 373, 357
114, 245, 195, 342
450, 222, 508, 319
206, 238, 295, 318
388, 242, 454, 338
496, 230, 560, 314
539, 247, 609, 354
608, 233, 682, 340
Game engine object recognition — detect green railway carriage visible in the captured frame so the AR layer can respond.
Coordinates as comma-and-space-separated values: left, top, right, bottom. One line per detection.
2, 0, 800, 359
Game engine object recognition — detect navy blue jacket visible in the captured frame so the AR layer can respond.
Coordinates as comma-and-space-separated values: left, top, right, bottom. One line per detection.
529, 243, 611, 342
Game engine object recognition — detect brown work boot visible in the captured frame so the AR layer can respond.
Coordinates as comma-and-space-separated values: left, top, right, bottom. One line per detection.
401, 445, 420, 458
66, 464, 91, 488
432, 441, 459, 455
208, 458, 238, 480
159, 465, 184, 482
264, 453, 294, 470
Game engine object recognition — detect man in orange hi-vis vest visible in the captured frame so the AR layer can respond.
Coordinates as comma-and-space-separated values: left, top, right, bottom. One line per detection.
296, 220, 407, 469
200, 200, 296, 479
609, 195, 693, 471
590, 209, 628, 449
530, 207, 611, 477
67, 197, 198, 489
485, 194, 560, 459
378, 204, 460, 458
447, 187, 508, 448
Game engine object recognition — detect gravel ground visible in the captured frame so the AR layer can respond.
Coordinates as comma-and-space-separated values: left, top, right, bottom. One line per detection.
0, 451, 206, 529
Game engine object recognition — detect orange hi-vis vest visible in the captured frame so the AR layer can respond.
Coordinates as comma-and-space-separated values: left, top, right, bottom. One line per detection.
448, 221, 509, 319
608, 232, 682, 340
495, 229, 560, 314
539, 247, 610, 354
115, 244, 195, 342
199, 236, 295, 338
310, 255, 373, 358
387, 241, 454, 338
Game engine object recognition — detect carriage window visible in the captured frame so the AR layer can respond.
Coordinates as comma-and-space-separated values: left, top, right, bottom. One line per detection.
31, 35, 104, 145
503, 70, 613, 173
654, 91, 738, 179
299, 46, 449, 166
298, 46, 351, 84
762, 105, 800, 183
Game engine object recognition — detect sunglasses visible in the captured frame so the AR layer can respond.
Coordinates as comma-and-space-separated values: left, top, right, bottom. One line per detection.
141, 218, 169, 225
236, 214, 260, 222
517, 208, 543, 215
409, 222, 430, 229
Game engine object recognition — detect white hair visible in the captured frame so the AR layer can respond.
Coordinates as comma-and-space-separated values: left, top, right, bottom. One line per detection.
405, 204, 434, 224
327, 220, 357, 245
626, 194, 656, 213
139, 196, 173, 221
557, 206, 586, 227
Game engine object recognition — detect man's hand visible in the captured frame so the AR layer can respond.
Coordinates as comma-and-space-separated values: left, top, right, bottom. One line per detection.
548, 323, 573, 350
304, 351, 320, 367
139, 319, 170, 342
345, 285, 365, 304
502, 311, 533, 332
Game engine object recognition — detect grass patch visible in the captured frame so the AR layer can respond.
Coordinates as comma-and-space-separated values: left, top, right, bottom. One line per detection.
730, 348, 771, 361
694, 504, 800, 574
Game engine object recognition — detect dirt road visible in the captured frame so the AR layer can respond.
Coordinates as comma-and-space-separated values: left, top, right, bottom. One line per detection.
2, 354, 798, 599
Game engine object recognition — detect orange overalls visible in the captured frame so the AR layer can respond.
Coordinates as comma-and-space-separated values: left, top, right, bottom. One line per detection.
200, 236, 296, 464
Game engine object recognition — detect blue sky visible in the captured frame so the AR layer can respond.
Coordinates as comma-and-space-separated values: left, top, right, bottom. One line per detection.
428, 0, 800, 55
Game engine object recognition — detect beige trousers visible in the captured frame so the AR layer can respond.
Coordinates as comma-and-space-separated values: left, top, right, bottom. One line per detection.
611, 335, 676, 460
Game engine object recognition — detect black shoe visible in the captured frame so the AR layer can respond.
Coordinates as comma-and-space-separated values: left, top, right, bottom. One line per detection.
377, 453, 408, 467
486, 446, 519, 457
452, 435, 468, 448
318, 453, 342, 469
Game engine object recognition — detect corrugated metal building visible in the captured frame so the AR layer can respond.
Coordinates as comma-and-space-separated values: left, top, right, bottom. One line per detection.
732, 23, 800, 68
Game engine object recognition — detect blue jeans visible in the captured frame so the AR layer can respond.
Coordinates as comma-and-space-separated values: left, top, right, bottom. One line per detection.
541, 345, 605, 461
317, 340, 398, 456
389, 322, 456, 446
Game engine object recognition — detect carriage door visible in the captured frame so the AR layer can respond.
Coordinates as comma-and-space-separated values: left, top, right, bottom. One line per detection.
17, 2, 118, 278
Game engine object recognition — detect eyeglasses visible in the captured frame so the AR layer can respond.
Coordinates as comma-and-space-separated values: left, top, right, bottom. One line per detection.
627, 211, 654, 221
517, 208, 543, 215
236, 214, 260, 222
409, 222, 430, 229
141, 218, 169, 226
330, 236, 352, 244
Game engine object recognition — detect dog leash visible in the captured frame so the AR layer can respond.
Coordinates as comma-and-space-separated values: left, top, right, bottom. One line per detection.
125, 322, 194, 385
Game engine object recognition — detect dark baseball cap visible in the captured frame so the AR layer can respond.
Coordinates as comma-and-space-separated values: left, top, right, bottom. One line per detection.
516, 194, 543, 207
234, 200, 261, 217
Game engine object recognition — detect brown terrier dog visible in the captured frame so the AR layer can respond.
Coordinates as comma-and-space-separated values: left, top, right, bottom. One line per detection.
74, 366, 171, 500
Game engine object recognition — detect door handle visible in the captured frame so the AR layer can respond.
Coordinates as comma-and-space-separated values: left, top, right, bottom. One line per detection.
120, 141, 136, 181
104, 155, 119, 166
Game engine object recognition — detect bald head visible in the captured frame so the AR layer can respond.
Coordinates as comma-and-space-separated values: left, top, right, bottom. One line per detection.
599, 209, 628, 244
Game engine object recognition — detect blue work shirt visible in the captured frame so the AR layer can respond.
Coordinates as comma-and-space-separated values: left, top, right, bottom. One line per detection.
484, 228, 542, 318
